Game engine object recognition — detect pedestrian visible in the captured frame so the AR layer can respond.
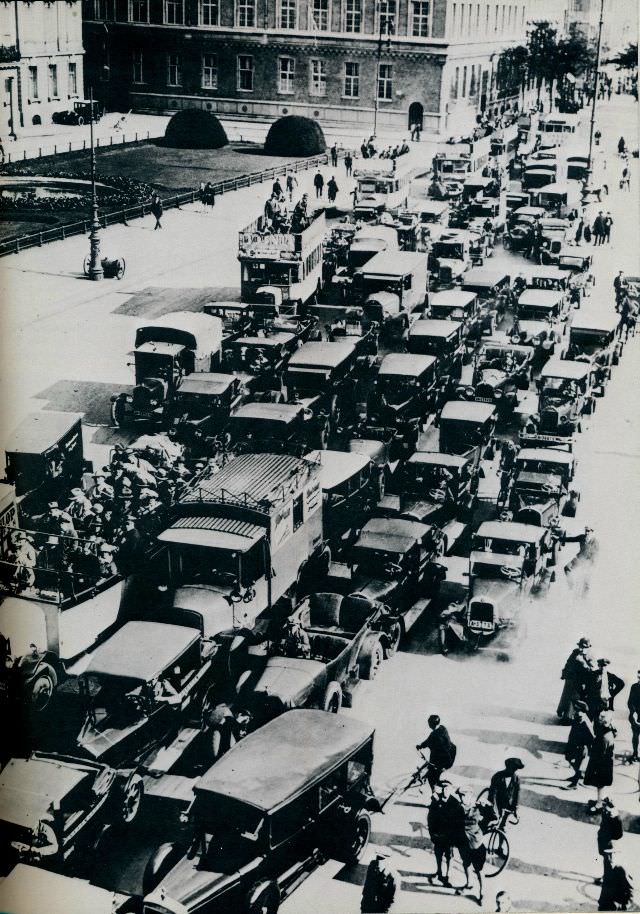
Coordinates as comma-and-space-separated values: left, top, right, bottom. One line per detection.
327, 175, 339, 204
285, 172, 297, 201
150, 192, 163, 230
594, 129, 602, 146
627, 669, 640, 762
603, 212, 613, 244
598, 851, 634, 911
416, 714, 457, 789
595, 797, 623, 886
614, 271, 626, 304
584, 223, 592, 244
330, 143, 338, 167
557, 637, 596, 722
586, 658, 625, 719
272, 177, 283, 198
427, 780, 462, 885
360, 853, 398, 913
620, 164, 631, 191
488, 758, 524, 819
565, 702, 595, 787
344, 152, 353, 176
617, 295, 632, 341
0, 138, 4, 165
585, 710, 617, 813
313, 170, 324, 198
592, 211, 605, 246
351, 186, 360, 208
495, 890, 513, 912
617, 136, 626, 156
564, 527, 599, 597
454, 787, 487, 905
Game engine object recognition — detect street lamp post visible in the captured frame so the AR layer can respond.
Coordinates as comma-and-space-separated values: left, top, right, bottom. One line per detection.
586, 0, 605, 183
373, 2, 393, 137
87, 87, 103, 281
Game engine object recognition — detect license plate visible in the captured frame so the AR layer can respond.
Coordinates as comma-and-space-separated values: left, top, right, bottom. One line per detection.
469, 620, 494, 631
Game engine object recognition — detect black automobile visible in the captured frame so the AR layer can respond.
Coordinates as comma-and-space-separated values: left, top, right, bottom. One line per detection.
52, 100, 103, 126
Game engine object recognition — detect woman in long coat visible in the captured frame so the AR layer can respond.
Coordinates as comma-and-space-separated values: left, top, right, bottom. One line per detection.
584, 711, 616, 812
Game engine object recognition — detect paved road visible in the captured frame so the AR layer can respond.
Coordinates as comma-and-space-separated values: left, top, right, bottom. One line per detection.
1, 95, 638, 912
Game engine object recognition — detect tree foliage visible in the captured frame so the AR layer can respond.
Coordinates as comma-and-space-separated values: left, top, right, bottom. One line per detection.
527, 20, 559, 94
496, 45, 529, 99
164, 109, 228, 150
264, 116, 326, 156
608, 43, 638, 70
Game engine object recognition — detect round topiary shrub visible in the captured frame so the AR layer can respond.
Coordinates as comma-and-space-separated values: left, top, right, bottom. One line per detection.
264, 116, 326, 156
164, 108, 228, 149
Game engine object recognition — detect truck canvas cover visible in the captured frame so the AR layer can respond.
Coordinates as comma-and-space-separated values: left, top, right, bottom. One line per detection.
409, 319, 463, 339
4, 411, 82, 455
180, 453, 314, 507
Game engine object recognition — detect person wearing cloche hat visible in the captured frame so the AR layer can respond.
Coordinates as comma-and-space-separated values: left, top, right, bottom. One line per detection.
557, 637, 596, 723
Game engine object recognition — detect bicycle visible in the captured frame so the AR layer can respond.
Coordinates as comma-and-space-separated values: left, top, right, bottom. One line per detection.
475, 787, 518, 877
380, 751, 439, 810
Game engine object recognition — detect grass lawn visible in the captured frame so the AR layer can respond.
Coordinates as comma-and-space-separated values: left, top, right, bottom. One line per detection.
0, 142, 316, 243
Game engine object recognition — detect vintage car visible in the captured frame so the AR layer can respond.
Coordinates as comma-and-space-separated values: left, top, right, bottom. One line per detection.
229, 402, 313, 454
142, 711, 376, 913
203, 301, 254, 341
329, 307, 379, 360
286, 341, 360, 444
0, 865, 134, 914
339, 516, 446, 633
427, 288, 492, 338
538, 217, 572, 263
380, 450, 478, 527
461, 173, 501, 203
506, 191, 531, 213
438, 400, 497, 457
222, 331, 298, 395
110, 313, 223, 427
516, 289, 568, 344
464, 520, 553, 655
309, 449, 383, 555
524, 358, 596, 445
465, 197, 507, 237
509, 447, 577, 526
237, 593, 390, 725
166, 373, 248, 450
567, 314, 620, 373
417, 201, 451, 247
461, 267, 511, 327
505, 206, 547, 251
52, 99, 103, 126
557, 249, 593, 275
466, 339, 532, 414
406, 319, 465, 390
3, 411, 85, 503
69, 620, 225, 771
367, 353, 438, 456
429, 229, 486, 284
361, 292, 410, 344
521, 164, 558, 191
0, 752, 143, 873
531, 182, 575, 218
525, 265, 570, 293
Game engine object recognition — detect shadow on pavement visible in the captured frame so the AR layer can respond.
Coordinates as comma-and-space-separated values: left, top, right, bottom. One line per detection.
114, 285, 240, 317
457, 727, 567, 758
35, 379, 125, 425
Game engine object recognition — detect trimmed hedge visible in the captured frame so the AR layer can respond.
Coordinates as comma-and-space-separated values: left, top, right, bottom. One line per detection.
164, 109, 228, 150
264, 116, 326, 157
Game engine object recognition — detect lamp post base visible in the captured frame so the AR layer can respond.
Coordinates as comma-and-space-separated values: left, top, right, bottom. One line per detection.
87, 222, 103, 281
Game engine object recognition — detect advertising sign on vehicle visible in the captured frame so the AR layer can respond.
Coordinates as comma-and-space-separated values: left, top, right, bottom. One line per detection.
239, 232, 296, 259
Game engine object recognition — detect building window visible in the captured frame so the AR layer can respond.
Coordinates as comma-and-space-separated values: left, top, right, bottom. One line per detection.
377, 63, 392, 100
164, 0, 184, 24
237, 54, 254, 90
344, 0, 362, 33
461, 64, 467, 97
132, 49, 144, 83
279, 0, 297, 28
309, 58, 327, 95
28, 66, 39, 102
452, 66, 459, 99
378, 0, 396, 35
93, 0, 110, 18
278, 56, 295, 93
451, 3, 456, 34
411, 1, 431, 36
344, 60, 359, 97
202, 53, 218, 87
236, 0, 256, 26
200, 0, 219, 24
167, 53, 182, 86
485, 4, 489, 32
48, 64, 58, 98
129, 0, 148, 21
68, 61, 78, 95
312, 0, 329, 30
469, 64, 476, 95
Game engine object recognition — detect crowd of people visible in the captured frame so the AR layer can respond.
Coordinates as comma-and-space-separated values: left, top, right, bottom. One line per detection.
5, 438, 200, 598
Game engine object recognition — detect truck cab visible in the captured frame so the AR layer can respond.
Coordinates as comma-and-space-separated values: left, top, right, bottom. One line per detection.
438, 400, 497, 458
286, 341, 360, 444
526, 358, 596, 444
229, 402, 312, 454
354, 250, 427, 314
406, 319, 465, 391
509, 447, 576, 526
367, 353, 438, 455
167, 373, 248, 450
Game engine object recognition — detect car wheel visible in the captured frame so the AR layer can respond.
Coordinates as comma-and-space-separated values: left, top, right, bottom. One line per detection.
142, 843, 182, 896
383, 620, 403, 659
110, 396, 127, 428
77, 115, 84, 126
339, 811, 372, 865
199, 686, 217, 729
246, 881, 280, 914
29, 664, 57, 712
322, 681, 343, 714
119, 774, 143, 824
359, 640, 383, 680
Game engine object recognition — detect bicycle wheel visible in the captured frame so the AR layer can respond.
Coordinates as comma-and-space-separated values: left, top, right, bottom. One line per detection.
485, 828, 510, 877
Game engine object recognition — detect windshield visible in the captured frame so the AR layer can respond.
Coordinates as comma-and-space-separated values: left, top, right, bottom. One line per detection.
194, 826, 262, 872
404, 463, 458, 497
440, 419, 486, 450
474, 537, 530, 557
543, 377, 582, 398
434, 242, 465, 259
172, 545, 240, 587
412, 336, 447, 357
438, 160, 469, 175
245, 262, 300, 286
378, 376, 419, 403
353, 547, 405, 577
520, 306, 555, 321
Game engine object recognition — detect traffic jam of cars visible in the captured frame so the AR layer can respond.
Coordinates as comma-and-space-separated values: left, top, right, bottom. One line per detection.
0, 119, 632, 914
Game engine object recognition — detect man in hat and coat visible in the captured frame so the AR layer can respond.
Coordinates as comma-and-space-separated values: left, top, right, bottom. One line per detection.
565, 701, 595, 787
361, 852, 398, 912
558, 638, 596, 722
488, 758, 525, 819
427, 779, 463, 885
586, 659, 625, 719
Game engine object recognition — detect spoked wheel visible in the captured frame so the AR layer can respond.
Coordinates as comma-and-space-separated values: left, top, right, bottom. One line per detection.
485, 827, 510, 877
83, 254, 91, 276
119, 774, 143, 825
115, 258, 126, 280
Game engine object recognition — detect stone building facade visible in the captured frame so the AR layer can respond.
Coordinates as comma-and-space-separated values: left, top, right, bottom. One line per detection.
83, 0, 530, 136
0, 0, 85, 136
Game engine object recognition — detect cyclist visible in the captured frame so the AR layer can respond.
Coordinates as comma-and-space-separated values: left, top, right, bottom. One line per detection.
416, 715, 457, 790
488, 758, 525, 821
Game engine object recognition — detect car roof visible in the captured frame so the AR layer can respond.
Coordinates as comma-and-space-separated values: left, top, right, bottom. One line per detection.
232, 332, 295, 347
476, 521, 546, 543
358, 250, 425, 277
440, 400, 496, 423
159, 515, 264, 553
462, 267, 510, 288
0, 756, 91, 829
0, 865, 129, 914
180, 453, 314, 506
136, 341, 186, 357
83, 621, 199, 682
420, 200, 450, 215
526, 265, 566, 281
195, 710, 373, 814
232, 402, 303, 423
177, 373, 237, 396
4, 411, 82, 454
540, 358, 591, 380
517, 447, 573, 465
536, 182, 570, 194
356, 516, 431, 553
518, 289, 564, 307
308, 449, 370, 491
479, 340, 532, 356
408, 451, 468, 469
409, 319, 463, 339
288, 341, 355, 369
570, 313, 618, 333
378, 353, 437, 376
513, 206, 547, 216
430, 290, 477, 307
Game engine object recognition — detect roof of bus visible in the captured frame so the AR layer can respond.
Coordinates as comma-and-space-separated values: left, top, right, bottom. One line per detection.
408, 451, 468, 469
